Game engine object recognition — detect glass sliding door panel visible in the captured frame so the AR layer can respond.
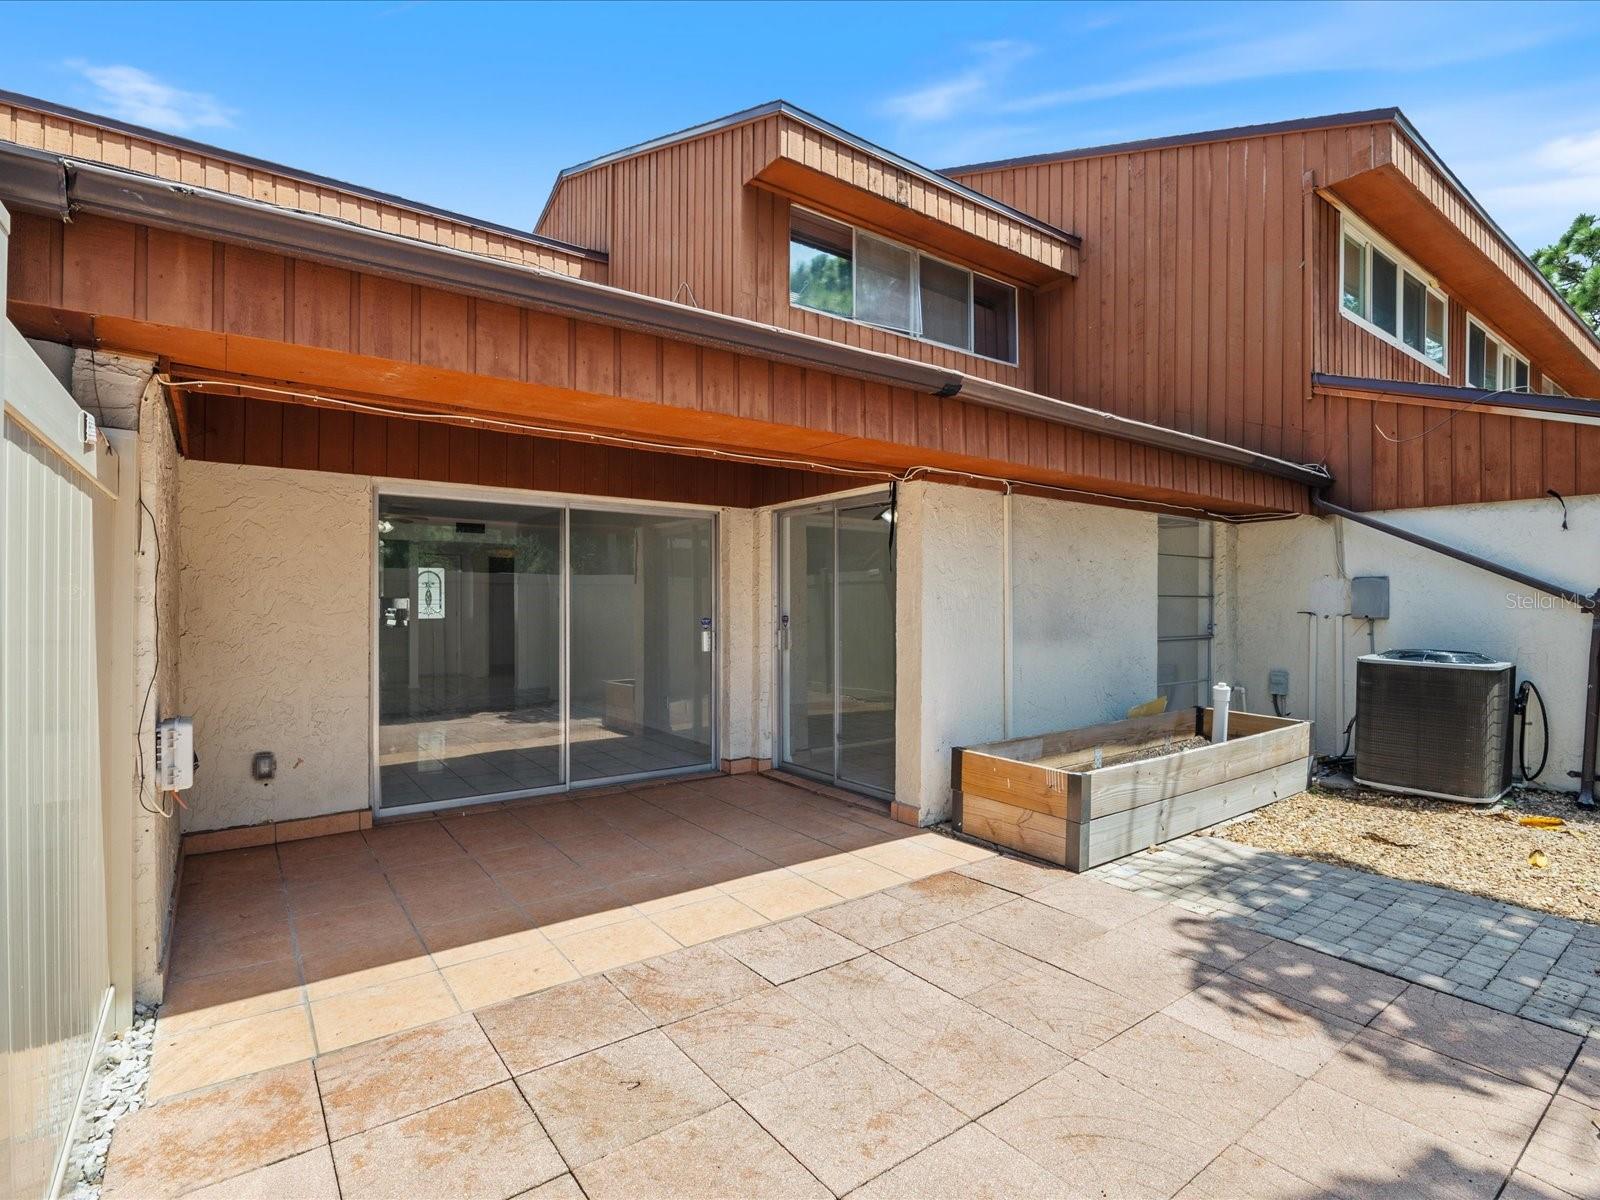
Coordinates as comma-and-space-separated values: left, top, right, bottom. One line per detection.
835, 503, 896, 795
782, 509, 836, 780
569, 510, 714, 783
377, 496, 562, 810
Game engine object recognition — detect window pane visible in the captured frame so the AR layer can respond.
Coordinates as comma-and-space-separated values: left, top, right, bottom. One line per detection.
1514, 359, 1529, 392
1468, 324, 1487, 388
1484, 336, 1502, 389
1401, 273, 1426, 352
918, 257, 971, 350
1425, 293, 1447, 365
973, 275, 1017, 362
1370, 249, 1398, 334
789, 211, 853, 318
855, 233, 914, 332
1341, 236, 1366, 316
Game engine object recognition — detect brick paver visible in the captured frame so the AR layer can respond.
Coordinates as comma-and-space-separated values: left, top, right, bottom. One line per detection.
1094, 835, 1600, 1035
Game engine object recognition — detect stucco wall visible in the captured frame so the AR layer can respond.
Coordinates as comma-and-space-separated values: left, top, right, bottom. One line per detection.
133, 380, 182, 998
178, 461, 372, 830
895, 482, 1157, 823
717, 506, 761, 763
1223, 497, 1598, 784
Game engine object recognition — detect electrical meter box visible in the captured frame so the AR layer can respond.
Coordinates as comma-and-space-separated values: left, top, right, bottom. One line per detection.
155, 717, 195, 791
1350, 576, 1390, 621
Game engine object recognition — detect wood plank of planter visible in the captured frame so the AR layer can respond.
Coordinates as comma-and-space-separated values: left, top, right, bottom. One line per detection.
966, 710, 1196, 765
960, 793, 1068, 864
1083, 722, 1311, 818
1081, 757, 1310, 868
958, 750, 1077, 819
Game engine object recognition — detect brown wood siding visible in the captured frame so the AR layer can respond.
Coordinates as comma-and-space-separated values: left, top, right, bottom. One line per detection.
536, 115, 1032, 387
183, 391, 844, 507
954, 123, 1600, 510
0, 98, 604, 280
5, 208, 1305, 516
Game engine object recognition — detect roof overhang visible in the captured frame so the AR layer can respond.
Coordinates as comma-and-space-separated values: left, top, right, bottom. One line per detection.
749, 113, 1076, 284
1312, 372, 1600, 426
0, 141, 1322, 491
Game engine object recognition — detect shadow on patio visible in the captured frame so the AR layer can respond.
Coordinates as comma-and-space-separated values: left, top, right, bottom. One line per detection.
152, 773, 986, 1101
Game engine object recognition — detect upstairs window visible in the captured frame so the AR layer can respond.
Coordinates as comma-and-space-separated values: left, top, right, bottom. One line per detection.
1467, 317, 1530, 392
1546, 377, 1570, 398
787, 208, 1019, 364
1339, 216, 1447, 372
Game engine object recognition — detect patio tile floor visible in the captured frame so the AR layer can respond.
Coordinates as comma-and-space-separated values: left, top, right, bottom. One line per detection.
106, 815, 1600, 1199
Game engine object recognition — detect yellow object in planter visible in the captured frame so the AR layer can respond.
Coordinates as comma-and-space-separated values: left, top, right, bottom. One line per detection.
1125, 697, 1169, 719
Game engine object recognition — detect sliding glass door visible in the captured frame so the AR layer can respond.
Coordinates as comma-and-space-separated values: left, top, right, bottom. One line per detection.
376, 493, 714, 814
778, 496, 896, 799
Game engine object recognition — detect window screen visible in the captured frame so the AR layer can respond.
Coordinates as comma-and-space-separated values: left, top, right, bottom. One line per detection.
854, 233, 914, 332
1370, 250, 1398, 335
973, 275, 1016, 362
1342, 236, 1366, 316
918, 257, 970, 350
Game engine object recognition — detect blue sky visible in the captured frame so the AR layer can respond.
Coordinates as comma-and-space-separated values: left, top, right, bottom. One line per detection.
1, 0, 1596, 249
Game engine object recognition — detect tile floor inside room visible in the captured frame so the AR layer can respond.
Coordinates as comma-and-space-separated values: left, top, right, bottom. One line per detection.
109, 846, 1600, 1200
152, 774, 986, 1102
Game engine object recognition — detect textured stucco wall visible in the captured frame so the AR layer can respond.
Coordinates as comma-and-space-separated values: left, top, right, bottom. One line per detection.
717, 506, 761, 762
178, 461, 372, 830
1226, 497, 1599, 781
131, 378, 180, 1001
895, 482, 1160, 823
1010, 494, 1158, 736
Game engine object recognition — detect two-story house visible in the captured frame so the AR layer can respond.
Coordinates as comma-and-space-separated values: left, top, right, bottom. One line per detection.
3, 91, 1597, 1020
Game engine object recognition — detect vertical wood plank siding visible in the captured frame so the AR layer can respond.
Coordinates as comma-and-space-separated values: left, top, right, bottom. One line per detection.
953, 123, 1600, 510
536, 114, 1034, 388
4, 209, 1305, 514
183, 391, 848, 507
0, 99, 604, 280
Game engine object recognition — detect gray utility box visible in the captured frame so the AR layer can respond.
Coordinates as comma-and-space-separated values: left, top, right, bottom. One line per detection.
1350, 576, 1390, 620
1354, 649, 1514, 805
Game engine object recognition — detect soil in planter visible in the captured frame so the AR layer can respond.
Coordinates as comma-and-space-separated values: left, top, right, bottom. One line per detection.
1046, 735, 1210, 772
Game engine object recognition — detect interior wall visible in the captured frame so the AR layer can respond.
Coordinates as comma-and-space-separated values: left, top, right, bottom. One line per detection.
1223, 496, 1600, 785
894, 481, 1158, 823
178, 460, 373, 831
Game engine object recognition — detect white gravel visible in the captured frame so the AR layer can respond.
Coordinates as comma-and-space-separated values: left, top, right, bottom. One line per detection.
63, 1003, 156, 1200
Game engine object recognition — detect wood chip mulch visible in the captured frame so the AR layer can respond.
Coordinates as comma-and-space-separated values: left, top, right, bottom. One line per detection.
1208, 783, 1600, 925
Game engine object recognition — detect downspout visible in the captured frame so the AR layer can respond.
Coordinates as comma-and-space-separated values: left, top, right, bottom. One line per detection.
1001, 486, 1014, 739
1315, 497, 1600, 808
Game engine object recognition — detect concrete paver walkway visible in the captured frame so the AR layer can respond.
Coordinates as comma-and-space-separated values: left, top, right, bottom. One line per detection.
1096, 835, 1600, 1036
103, 851, 1600, 1199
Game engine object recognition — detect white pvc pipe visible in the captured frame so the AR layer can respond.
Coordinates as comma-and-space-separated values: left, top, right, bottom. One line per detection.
1212, 681, 1232, 743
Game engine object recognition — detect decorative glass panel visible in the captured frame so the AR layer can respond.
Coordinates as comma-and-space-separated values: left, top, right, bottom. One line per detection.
973, 274, 1017, 362
854, 233, 914, 332
1401, 273, 1426, 352
1370, 249, 1398, 334
918, 257, 971, 350
1425, 292, 1447, 365
788, 210, 853, 318
1342, 236, 1366, 316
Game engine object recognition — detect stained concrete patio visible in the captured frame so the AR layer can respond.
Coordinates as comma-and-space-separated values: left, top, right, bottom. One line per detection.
107, 815, 1599, 1199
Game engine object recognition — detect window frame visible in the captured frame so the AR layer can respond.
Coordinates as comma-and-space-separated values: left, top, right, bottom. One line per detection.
1465, 314, 1532, 393
1337, 214, 1449, 377
786, 205, 1021, 367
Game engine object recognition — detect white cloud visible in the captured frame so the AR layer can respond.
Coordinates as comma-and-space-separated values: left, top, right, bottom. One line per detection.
69, 62, 233, 132
881, 40, 1033, 123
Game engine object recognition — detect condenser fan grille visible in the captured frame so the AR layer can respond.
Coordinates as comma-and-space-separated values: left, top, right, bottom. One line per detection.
1354, 651, 1514, 804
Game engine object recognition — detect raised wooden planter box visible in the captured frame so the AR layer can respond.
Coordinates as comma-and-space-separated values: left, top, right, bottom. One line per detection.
953, 708, 1311, 871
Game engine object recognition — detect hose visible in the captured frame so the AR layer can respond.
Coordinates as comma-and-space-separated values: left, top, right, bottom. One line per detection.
1517, 680, 1549, 783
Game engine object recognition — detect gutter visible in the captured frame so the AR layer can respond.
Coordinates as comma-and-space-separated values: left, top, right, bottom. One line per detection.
0, 145, 1327, 489
1312, 373, 1600, 420
1316, 496, 1600, 809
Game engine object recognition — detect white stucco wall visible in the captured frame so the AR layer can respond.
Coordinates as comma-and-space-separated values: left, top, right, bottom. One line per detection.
895, 482, 1158, 823
178, 461, 373, 830
1223, 496, 1598, 785
717, 505, 762, 763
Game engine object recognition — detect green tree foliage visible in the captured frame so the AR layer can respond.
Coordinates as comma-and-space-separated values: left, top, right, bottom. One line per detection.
1533, 213, 1600, 334
789, 253, 852, 318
